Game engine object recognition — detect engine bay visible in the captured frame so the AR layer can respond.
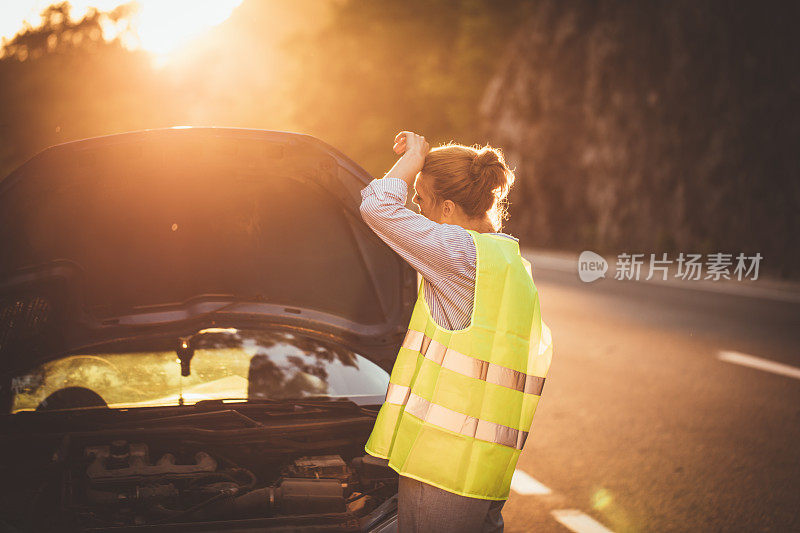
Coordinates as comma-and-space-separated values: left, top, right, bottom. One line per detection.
0, 404, 398, 532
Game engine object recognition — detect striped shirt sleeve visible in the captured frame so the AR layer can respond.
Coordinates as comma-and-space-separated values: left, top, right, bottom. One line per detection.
358, 177, 476, 283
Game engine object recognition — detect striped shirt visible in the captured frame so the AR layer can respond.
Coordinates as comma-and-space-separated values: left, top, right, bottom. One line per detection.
359, 177, 519, 331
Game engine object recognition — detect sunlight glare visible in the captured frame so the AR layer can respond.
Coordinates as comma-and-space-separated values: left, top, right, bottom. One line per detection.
3, 2, 243, 66
128, 0, 242, 65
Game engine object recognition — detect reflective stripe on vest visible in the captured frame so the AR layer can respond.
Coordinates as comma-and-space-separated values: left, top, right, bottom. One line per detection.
384, 383, 529, 449
401, 329, 546, 396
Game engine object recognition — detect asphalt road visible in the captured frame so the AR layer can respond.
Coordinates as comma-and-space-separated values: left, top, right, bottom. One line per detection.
502, 250, 800, 532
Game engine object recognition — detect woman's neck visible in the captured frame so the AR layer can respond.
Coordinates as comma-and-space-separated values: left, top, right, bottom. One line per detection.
441, 206, 496, 233
459, 215, 496, 234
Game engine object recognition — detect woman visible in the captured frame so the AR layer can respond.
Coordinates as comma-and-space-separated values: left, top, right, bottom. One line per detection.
359, 131, 553, 533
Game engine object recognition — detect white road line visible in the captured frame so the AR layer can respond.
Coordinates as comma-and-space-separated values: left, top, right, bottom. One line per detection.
511, 471, 614, 532
510, 469, 551, 495
718, 351, 800, 381
552, 510, 614, 533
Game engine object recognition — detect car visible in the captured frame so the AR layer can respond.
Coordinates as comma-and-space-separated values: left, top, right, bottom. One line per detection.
0, 127, 418, 532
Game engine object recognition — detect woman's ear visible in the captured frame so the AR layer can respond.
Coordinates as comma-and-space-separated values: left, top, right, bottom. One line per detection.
442, 199, 456, 219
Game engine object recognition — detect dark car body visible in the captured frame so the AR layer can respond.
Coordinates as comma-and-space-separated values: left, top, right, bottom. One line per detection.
0, 128, 414, 532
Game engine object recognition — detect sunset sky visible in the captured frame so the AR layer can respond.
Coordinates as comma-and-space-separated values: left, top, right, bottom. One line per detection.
1, 0, 243, 63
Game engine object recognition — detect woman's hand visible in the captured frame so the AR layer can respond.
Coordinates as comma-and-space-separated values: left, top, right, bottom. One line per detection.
394, 130, 429, 154
394, 131, 429, 169
383, 131, 430, 188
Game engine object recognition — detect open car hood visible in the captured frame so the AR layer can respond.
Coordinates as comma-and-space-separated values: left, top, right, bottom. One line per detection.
0, 128, 416, 376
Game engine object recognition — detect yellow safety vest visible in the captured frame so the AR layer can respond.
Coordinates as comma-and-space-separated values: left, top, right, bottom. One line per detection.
365, 230, 554, 500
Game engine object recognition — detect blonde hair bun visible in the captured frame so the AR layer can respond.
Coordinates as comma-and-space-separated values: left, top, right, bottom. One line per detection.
469, 149, 500, 177
421, 141, 516, 232
470, 147, 514, 202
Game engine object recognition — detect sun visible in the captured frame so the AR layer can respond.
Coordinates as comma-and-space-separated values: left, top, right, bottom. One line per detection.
2, 1, 244, 66
125, 0, 243, 64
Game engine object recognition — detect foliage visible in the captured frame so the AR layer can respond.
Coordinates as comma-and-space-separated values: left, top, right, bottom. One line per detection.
0, 3, 165, 176
281, 0, 532, 174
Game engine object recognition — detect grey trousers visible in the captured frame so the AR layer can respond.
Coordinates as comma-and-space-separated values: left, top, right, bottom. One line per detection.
397, 475, 505, 533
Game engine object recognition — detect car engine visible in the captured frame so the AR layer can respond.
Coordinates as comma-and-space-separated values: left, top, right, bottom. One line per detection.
2, 436, 398, 532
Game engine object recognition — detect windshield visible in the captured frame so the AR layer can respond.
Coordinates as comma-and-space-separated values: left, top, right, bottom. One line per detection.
9, 328, 389, 413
